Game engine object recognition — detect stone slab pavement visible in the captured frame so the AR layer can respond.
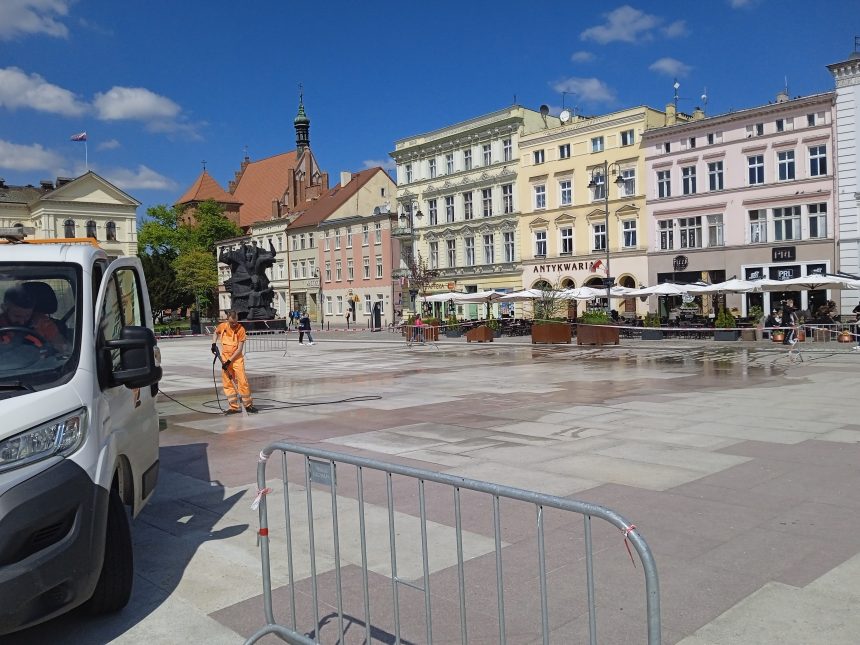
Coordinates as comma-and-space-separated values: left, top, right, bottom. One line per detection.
10, 334, 860, 644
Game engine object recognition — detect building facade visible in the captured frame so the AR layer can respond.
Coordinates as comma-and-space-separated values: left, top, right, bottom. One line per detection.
390, 106, 559, 317
643, 91, 837, 317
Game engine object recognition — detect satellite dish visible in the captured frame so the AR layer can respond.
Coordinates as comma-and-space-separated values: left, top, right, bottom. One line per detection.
539, 104, 549, 117
559, 109, 571, 123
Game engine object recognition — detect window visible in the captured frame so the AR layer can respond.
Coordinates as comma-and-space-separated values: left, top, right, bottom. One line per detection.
364, 294, 372, 314
483, 234, 494, 264
106, 221, 117, 241
363, 256, 370, 279
623, 220, 637, 248
534, 230, 547, 256
560, 227, 573, 254
503, 138, 512, 162
428, 199, 438, 225
446, 153, 454, 174
682, 166, 697, 195
100, 267, 143, 372
807, 113, 816, 127
335, 229, 341, 250
463, 192, 474, 220
465, 237, 475, 266
593, 223, 606, 251
463, 149, 472, 170
86, 220, 97, 239
591, 172, 605, 201
429, 241, 439, 269
591, 136, 604, 153
748, 155, 764, 185
707, 214, 724, 247
679, 216, 702, 249
777, 150, 795, 181
326, 296, 333, 315
483, 144, 492, 166
755, 123, 764, 136
335, 259, 342, 281
773, 206, 801, 241
429, 158, 437, 178
663, 142, 671, 153
657, 170, 671, 198
445, 196, 455, 223
298, 233, 305, 250
707, 132, 715, 145
808, 203, 827, 238
300, 261, 307, 278
347, 258, 354, 280
481, 188, 492, 217
658, 220, 673, 250
559, 143, 571, 159
374, 222, 381, 243
504, 232, 515, 262
620, 168, 635, 197
405, 163, 413, 183
688, 137, 696, 149
362, 224, 369, 245
534, 184, 546, 210
292, 261, 299, 279
708, 161, 724, 191
308, 232, 314, 248
749, 210, 767, 243
345, 228, 352, 249
776, 118, 785, 132
324, 230, 330, 251
621, 129, 635, 146
376, 255, 383, 278
336, 296, 344, 315
559, 180, 572, 206
533, 149, 545, 165
325, 261, 331, 282
809, 145, 827, 176
446, 239, 456, 267
502, 184, 514, 213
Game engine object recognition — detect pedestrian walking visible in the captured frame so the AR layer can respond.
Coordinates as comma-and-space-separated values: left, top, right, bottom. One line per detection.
299, 310, 315, 345
212, 311, 258, 414
781, 298, 797, 346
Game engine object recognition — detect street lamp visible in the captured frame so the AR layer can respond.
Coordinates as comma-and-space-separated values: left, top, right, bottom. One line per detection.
398, 202, 423, 311
587, 162, 627, 311
313, 267, 323, 330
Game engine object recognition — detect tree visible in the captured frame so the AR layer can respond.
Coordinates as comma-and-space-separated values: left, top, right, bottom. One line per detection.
406, 251, 439, 312
140, 251, 186, 318
533, 280, 566, 321
173, 248, 219, 312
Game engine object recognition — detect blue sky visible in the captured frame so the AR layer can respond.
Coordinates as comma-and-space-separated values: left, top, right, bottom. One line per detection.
1, 0, 857, 220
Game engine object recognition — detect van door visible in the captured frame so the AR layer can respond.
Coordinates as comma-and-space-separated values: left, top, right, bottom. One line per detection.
93, 258, 159, 516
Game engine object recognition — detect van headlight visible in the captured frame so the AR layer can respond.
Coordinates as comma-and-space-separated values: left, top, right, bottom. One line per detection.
0, 408, 87, 473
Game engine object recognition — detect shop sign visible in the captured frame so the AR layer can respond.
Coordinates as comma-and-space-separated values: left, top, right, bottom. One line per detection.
672, 255, 689, 271
306, 278, 320, 288
772, 246, 796, 262
447, 282, 455, 290
745, 267, 764, 280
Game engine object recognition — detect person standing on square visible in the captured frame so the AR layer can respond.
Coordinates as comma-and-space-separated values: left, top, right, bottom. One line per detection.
299, 310, 314, 345
212, 311, 258, 414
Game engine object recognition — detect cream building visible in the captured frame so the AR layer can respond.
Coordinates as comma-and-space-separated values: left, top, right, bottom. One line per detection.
0, 171, 139, 257
390, 105, 559, 318
517, 106, 681, 316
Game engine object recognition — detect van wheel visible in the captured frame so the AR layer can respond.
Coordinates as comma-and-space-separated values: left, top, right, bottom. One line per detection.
84, 487, 133, 614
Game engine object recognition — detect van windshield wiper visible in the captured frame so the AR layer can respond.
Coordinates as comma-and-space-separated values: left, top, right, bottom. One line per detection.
0, 381, 35, 392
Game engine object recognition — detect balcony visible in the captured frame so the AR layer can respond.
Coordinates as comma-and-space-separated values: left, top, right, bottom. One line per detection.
391, 226, 413, 238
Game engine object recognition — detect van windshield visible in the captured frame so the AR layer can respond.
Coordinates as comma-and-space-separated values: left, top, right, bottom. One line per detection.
0, 263, 81, 397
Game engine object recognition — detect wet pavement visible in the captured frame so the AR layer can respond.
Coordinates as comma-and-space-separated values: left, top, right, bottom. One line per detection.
11, 335, 860, 644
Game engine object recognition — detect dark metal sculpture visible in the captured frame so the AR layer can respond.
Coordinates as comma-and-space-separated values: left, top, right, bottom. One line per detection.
219, 241, 277, 320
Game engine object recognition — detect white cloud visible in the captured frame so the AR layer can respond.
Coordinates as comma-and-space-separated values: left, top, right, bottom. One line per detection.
0, 0, 70, 41
571, 51, 595, 63
361, 159, 396, 171
0, 67, 88, 116
93, 86, 181, 122
649, 57, 693, 77
728, 0, 755, 7
551, 77, 616, 105
0, 139, 63, 171
581, 6, 660, 44
97, 138, 121, 151
103, 165, 177, 191
662, 20, 688, 38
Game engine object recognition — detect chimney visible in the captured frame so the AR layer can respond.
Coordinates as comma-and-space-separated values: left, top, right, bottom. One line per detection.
271, 198, 281, 219
692, 107, 705, 121
55, 176, 73, 187
665, 103, 677, 126
39, 179, 54, 190
776, 90, 789, 103
340, 171, 352, 187
0, 178, 5, 188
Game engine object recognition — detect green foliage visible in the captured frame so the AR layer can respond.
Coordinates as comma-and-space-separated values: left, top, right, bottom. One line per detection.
423, 317, 440, 326
715, 307, 736, 329
172, 248, 218, 309
446, 313, 458, 328
748, 305, 764, 323
140, 251, 188, 315
643, 312, 661, 328
580, 310, 611, 324
533, 279, 564, 321
484, 316, 501, 332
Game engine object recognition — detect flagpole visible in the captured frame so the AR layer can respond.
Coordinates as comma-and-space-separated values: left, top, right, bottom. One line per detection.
85, 140, 88, 171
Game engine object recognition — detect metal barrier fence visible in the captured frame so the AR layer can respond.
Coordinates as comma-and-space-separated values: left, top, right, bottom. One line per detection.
244, 330, 290, 354
245, 441, 661, 645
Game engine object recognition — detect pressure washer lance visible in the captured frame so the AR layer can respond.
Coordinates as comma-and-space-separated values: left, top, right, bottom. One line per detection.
211, 342, 248, 417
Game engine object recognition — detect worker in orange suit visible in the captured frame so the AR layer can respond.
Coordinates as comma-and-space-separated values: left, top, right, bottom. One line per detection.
212, 310, 258, 414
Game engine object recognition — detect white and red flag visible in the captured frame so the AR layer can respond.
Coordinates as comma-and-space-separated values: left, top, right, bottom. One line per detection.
70, 132, 87, 141
590, 259, 608, 275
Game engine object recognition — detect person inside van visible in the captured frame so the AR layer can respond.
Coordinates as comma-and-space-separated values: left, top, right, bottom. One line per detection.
212, 310, 258, 414
0, 284, 66, 352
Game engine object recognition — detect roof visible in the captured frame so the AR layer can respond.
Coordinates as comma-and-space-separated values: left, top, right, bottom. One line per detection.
0, 185, 45, 205
288, 167, 383, 229
231, 152, 298, 227
175, 170, 240, 206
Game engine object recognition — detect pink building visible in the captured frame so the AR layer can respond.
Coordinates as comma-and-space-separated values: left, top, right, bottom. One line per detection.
643, 91, 837, 317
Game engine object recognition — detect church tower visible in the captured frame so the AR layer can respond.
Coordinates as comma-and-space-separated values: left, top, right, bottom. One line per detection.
294, 90, 310, 153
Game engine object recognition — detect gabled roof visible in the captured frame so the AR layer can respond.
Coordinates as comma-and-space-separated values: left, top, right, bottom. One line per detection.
42, 171, 140, 206
176, 170, 240, 206
232, 152, 298, 227
289, 167, 384, 229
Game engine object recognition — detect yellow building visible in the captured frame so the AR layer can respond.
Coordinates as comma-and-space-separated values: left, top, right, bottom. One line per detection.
518, 106, 680, 316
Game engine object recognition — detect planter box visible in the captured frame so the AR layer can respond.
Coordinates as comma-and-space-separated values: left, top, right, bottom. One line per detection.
714, 330, 739, 341
641, 329, 664, 341
739, 328, 762, 342
531, 322, 572, 344
466, 325, 494, 343
576, 324, 620, 346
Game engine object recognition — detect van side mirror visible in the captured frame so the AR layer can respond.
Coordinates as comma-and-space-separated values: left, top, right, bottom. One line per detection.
103, 326, 162, 389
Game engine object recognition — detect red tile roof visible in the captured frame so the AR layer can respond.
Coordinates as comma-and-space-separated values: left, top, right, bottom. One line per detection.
232, 152, 298, 227
175, 170, 240, 206
289, 167, 383, 229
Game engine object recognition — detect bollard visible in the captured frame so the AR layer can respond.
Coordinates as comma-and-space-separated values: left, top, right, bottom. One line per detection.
327, 321, 330, 331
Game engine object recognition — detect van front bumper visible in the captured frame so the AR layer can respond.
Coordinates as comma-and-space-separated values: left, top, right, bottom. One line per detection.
0, 459, 108, 635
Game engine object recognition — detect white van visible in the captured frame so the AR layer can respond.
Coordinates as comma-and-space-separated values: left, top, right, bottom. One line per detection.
0, 233, 161, 634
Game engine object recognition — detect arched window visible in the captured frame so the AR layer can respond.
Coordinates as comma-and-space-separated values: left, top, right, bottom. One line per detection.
106, 221, 117, 241
64, 219, 75, 238
561, 278, 575, 289
86, 220, 97, 239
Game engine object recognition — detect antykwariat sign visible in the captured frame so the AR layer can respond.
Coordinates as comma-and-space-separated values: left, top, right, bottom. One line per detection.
533, 261, 601, 273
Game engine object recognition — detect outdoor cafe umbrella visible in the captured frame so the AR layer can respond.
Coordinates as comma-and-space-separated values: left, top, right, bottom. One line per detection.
500, 289, 545, 302
755, 274, 860, 291
691, 278, 759, 294
626, 282, 699, 297
451, 290, 505, 303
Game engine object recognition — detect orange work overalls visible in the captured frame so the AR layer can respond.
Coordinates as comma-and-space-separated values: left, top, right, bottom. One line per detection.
215, 322, 253, 411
